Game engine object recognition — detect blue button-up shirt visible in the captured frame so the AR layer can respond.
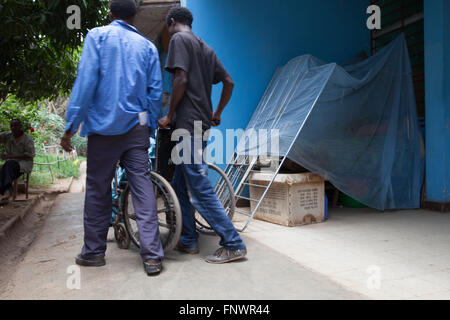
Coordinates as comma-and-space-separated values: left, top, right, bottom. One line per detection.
65, 20, 162, 136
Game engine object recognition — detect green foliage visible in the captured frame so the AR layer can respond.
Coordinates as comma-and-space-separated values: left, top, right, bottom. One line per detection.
0, 95, 40, 132
29, 155, 83, 187
0, 96, 42, 158
71, 134, 88, 156
0, 0, 109, 102
31, 102, 87, 156
0, 95, 87, 156
0, 155, 84, 187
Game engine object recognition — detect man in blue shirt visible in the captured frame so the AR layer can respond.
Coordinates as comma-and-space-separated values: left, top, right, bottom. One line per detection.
60, 0, 164, 276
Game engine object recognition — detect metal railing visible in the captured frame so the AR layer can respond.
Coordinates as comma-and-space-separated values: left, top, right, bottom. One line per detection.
33, 145, 78, 182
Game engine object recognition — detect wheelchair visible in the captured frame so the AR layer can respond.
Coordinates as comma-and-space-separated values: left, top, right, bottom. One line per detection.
111, 128, 235, 251
111, 166, 182, 251
111, 130, 182, 252
155, 128, 236, 235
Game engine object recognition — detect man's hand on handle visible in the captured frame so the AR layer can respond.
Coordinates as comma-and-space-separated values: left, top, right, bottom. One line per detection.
60, 131, 74, 152
158, 116, 172, 129
211, 111, 221, 127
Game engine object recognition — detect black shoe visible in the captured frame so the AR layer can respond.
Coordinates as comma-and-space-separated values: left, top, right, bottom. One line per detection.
143, 259, 162, 276
175, 243, 200, 255
75, 254, 106, 267
205, 247, 247, 264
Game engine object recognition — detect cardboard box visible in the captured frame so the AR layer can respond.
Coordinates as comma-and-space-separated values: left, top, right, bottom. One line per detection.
249, 172, 325, 227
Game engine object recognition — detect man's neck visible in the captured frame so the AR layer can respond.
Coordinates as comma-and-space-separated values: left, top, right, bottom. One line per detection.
123, 19, 134, 26
13, 132, 24, 140
113, 18, 134, 26
175, 25, 192, 34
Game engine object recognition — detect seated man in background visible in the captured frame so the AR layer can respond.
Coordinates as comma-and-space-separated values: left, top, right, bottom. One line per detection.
0, 119, 35, 203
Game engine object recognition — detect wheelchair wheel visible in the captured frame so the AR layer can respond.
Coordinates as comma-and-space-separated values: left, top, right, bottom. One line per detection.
195, 163, 235, 235
122, 171, 182, 251
114, 223, 130, 249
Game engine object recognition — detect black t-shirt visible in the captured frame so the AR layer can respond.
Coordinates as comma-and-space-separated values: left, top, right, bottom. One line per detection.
165, 31, 229, 135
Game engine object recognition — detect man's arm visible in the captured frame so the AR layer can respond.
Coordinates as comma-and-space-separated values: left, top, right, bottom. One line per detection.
0, 132, 9, 144
147, 46, 163, 134
61, 31, 100, 152
1, 154, 32, 160
212, 76, 234, 127
158, 68, 188, 128
159, 33, 190, 129
211, 53, 233, 126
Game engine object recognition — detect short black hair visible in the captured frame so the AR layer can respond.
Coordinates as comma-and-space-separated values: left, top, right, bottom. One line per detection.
166, 7, 193, 28
10, 118, 22, 125
110, 0, 137, 20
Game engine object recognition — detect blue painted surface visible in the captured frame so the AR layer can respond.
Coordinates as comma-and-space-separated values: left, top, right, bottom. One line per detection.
182, 0, 450, 204
185, 0, 371, 163
424, 0, 450, 202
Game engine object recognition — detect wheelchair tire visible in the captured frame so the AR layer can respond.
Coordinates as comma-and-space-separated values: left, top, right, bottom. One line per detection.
114, 223, 130, 250
195, 163, 235, 235
122, 171, 182, 252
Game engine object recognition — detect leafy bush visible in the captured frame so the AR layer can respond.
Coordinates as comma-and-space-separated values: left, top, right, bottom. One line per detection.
0, 95, 87, 156
29, 155, 84, 187
0, 0, 109, 102
71, 135, 88, 156
0, 95, 40, 133
0, 95, 41, 155
32, 108, 65, 152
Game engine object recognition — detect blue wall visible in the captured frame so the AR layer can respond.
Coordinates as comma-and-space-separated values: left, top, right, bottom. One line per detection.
424, 0, 450, 203
185, 0, 370, 150
182, 0, 450, 205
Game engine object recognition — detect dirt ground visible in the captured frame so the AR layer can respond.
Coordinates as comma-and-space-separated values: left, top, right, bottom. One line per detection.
0, 192, 362, 300
0, 161, 363, 299
0, 193, 57, 290
0, 177, 72, 229
0, 176, 74, 290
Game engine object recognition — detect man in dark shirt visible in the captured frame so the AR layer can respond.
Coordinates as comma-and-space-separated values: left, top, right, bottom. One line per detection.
158, 7, 247, 263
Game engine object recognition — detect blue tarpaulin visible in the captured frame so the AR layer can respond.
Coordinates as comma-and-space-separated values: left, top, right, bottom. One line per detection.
237, 35, 424, 211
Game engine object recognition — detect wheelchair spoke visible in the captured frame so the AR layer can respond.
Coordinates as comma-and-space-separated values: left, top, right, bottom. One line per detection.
158, 222, 171, 228
120, 170, 182, 252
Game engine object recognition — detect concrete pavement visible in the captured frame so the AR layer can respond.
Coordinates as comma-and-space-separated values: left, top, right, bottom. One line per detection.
241, 208, 450, 300
0, 193, 363, 300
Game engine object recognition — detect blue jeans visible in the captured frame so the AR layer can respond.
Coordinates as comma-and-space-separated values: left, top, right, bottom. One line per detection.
171, 138, 246, 250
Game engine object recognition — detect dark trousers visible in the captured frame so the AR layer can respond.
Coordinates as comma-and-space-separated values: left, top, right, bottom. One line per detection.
0, 160, 20, 195
82, 124, 164, 261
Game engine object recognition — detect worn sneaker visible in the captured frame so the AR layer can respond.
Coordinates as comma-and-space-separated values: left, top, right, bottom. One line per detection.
205, 247, 247, 264
175, 243, 200, 255
143, 259, 162, 276
75, 254, 106, 267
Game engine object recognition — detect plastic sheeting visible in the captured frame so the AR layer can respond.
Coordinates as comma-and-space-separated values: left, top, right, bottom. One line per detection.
237, 35, 424, 211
